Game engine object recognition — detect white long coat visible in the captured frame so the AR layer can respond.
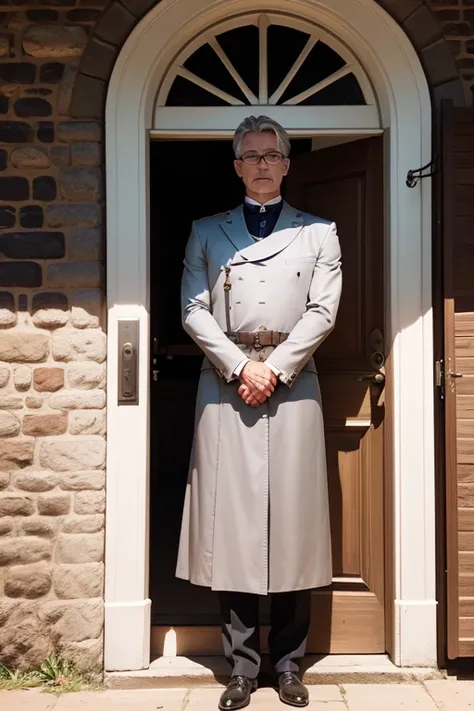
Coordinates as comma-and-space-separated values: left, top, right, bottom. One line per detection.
176, 202, 342, 594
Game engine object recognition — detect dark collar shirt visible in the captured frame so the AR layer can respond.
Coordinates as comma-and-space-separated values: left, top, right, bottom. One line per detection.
243, 195, 283, 239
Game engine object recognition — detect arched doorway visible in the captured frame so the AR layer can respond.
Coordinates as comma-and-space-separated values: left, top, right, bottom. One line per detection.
104, 0, 434, 671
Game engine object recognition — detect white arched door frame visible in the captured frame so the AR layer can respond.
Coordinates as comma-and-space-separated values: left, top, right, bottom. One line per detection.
105, 0, 435, 671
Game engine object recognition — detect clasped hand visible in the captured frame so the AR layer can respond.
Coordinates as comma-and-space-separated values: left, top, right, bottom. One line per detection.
237, 361, 278, 408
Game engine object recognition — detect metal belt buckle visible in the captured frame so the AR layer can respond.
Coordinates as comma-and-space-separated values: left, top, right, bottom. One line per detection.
253, 332, 263, 351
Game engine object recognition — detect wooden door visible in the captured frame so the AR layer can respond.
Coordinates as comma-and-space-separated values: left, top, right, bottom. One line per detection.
441, 103, 474, 659
285, 136, 386, 653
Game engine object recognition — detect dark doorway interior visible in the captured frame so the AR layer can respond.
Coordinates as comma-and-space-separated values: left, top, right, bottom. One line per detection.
149, 138, 311, 625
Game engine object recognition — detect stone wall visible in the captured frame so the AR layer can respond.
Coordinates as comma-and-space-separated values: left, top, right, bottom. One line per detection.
0, 0, 473, 673
0, 11, 106, 671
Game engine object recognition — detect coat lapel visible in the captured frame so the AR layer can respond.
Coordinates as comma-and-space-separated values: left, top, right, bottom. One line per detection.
219, 202, 305, 265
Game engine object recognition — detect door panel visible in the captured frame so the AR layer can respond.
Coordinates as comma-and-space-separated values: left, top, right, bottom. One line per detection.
285, 136, 386, 653
442, 102, 474, 659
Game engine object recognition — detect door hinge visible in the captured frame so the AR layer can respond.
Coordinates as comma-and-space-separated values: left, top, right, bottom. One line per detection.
435, 358, 445, 399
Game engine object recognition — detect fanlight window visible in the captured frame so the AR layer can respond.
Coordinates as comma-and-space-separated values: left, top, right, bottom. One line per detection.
157, 14, 376, 108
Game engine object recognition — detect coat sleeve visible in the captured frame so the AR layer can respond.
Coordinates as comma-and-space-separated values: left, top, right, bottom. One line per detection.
181, 221, 248, 382
265, 221, 342, 388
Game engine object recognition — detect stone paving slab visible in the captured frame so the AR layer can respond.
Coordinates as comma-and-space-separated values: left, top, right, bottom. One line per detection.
424, 679, 474, 710
54, 689, 188, 710
4, 681, 474, 710
343, 683, 439, 710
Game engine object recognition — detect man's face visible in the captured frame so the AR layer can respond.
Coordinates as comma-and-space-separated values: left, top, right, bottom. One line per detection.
234, 131, 290, 201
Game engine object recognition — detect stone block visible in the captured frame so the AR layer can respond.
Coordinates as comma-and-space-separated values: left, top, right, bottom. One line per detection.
59, 166, 102, 202
21, 516, 59, 537
33, 176, 57, 201
57, 121, 101, 142
0, 205, 16, 229
70, 74, 106, 121
0, 438, 35, 470
0, 121, 34, 143
59, 638, 103, 672
48, 261, 102, 288
120, 0, 156, 18
37, 493, 70, 516
5, 564, 52, 599
0, 290, 16, 327
0, 519, 13, 536
0, 394, 23, 409
0, 176, 29, 201
32, 309, 69, 330
56, 532, 104, 564
70, 228, 102, 261
52, 328, 106, 362
14, 98, 52, 118
62, 515, 104, 534
45, 203, 102, 227
0, 367, 10, 387
39, 438, 105, 471
67, 362, 105, 390
37, 121, 54, 144
0, 35, 10, 57
95, 2, 136, 45
69, 410, 106, 436
0, 64, 36, 84
23, 25, 87, 58
23, 413, 68, 437
80, 37, 119, 82
20, 206, 44, 229
0, 494, 34, 517
0, 232, 65, 259
15, 472, 58, 493
53, 562, 104, 599
71, 143, 101, 167
0, 411, 21, 437
0, 473, 10, 490
40, 62, 65, 84
74, 490, 105, 515
0, 537, 51, 566
422, 40, 459, 85
70, 288, 102, 329
0, 332, 49, 362
13, 365, 32, 391
34, 367, 64, 392
26, 395, 43, 409
0, 601, 53, 670
41, 598, 103, 645
0, 261, 42, 288
10, 146, 50, 169
49, 389, 105, 410
58, 471, 105, 491
50, 145, 70, 167
59, 61, 79, 116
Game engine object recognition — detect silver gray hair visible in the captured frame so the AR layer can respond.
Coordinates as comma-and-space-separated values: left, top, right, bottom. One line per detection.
233, 115, 291, 158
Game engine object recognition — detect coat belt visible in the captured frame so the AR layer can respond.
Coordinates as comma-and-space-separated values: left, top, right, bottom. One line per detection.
226, 330, 289, 350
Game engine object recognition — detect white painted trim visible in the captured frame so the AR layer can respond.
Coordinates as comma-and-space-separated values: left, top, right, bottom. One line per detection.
154, 105, 380, 131
105, 0, 435, 670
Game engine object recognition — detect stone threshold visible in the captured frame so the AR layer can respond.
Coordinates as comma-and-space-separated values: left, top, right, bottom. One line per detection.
105, 655, 445, 689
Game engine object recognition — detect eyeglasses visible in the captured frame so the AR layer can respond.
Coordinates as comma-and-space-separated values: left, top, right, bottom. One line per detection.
238, 151, 286, 165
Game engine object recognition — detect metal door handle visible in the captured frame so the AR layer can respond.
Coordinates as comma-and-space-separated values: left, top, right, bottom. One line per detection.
358, 372, 385, 385
449, 371, 463, 378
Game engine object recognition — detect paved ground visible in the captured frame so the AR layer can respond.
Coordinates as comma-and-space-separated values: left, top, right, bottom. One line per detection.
2, 680, 474, 711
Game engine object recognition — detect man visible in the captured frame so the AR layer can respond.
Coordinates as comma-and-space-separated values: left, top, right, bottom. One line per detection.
176, 115, 342, 710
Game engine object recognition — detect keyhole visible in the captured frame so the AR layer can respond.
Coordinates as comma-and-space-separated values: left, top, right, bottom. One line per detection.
297, 271, 300, 277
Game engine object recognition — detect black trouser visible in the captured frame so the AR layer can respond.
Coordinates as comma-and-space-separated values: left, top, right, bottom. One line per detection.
219, 590, 311, 679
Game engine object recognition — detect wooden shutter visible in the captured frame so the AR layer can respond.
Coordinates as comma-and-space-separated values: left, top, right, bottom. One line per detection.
442, 101, 474, 659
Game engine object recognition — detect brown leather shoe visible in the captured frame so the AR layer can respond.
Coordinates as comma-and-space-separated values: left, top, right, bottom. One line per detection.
277, 671, 309, 707
218, 675, 258, 710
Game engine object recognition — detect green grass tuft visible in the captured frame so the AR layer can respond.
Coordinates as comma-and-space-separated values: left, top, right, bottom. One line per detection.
0, 655, 103, 694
